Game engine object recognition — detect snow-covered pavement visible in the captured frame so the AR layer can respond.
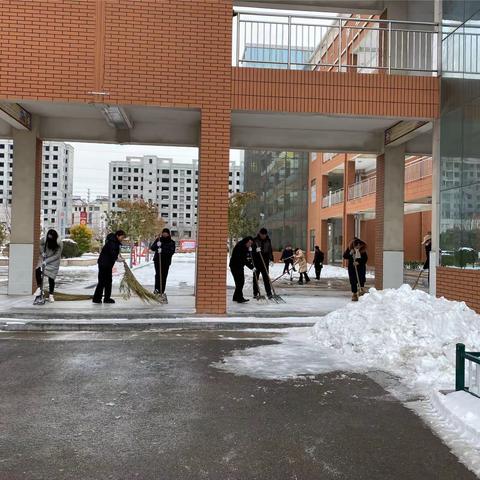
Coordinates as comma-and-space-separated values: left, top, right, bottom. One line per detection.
216, 284, 480, 476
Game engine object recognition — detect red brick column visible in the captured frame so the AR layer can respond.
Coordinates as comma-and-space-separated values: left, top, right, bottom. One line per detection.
320, 219, 329, 263
375, 154, 385, 289
195, 108, 231, 314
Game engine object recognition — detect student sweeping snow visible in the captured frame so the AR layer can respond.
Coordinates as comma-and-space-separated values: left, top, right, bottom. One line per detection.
34, 229, 63, 302
92, 230, 126, 304
150, 228, 176, 295
229, 236, 255, 303
343, 237, 368, 301
252, 228, 274, 300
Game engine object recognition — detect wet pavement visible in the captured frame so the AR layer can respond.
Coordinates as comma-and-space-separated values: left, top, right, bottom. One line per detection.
0, 330, 476, 480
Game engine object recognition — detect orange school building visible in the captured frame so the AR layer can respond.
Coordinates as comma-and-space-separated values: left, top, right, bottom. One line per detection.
1, 0, 478, 313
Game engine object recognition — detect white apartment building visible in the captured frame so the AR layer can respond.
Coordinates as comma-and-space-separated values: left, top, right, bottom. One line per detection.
109, 156, 244, 239
0, 140, 73, 236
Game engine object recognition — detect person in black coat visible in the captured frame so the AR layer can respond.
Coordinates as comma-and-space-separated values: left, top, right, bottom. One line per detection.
313, 246, 325, 280
93, 230, 126, 304
343, 237, 368, 301
150, 228, 176, 294
422, 232, 432, 285
229, 236, 254, 303
252, 228, 274, 299
280, 244, 295, 275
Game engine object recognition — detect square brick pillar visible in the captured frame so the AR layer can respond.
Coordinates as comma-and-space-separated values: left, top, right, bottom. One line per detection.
375, 145, 405, 289
320, 219, 329, 263
195, 108, 230, 314
8, 117, 42, 294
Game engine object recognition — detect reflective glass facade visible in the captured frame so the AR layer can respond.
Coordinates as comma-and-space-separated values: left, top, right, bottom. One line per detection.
440, 0, 480, 267
243, 150, 309, 251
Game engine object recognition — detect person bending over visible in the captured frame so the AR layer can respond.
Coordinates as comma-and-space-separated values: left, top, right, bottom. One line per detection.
92, 230, 126, 304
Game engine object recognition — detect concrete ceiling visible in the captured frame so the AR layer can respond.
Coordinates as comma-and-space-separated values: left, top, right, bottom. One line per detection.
0, 100, 433, 155
231, 111, 433, 154
0, 101, 201, 146
234, 0, 385, 13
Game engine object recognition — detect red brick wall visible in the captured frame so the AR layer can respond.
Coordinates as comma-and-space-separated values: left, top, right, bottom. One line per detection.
437, 267, 480, 313
232, 68, 439, 118
404, 211, 431, 262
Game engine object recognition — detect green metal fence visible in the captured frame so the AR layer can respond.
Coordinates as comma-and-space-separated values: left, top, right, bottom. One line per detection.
456, 343, 480, 398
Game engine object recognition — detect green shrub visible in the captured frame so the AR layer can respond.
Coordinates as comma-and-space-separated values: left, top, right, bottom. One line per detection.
62, 239, 80, 258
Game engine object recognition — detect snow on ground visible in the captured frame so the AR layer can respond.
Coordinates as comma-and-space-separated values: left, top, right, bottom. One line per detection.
215, 284, 480, 475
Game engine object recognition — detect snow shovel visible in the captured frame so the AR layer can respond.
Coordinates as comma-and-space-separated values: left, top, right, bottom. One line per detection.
271, 271, 288, 284
353, 262, 365, 297
258, 253, 286, 304
252, 269, 267, 303
412, 268, 424, 290
33, 262, 46, 306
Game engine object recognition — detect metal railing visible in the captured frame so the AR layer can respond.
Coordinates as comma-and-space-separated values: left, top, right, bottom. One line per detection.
322, 153, 337, 163
456, 343, 480, 398
405, 156, 433, 183
234, 11, 439, 74
348, 177, 377, 200
322, 188, 344, 208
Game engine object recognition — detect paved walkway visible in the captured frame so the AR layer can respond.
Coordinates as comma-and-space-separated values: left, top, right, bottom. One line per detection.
0, 330, 476, 480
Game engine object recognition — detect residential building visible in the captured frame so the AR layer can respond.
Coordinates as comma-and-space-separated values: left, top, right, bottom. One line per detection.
71, 195, 109, 240
0, 140, 73, 236
109, 156, 244, 239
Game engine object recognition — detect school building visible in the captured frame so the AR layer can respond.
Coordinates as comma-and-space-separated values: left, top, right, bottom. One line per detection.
0, 0, 478, 313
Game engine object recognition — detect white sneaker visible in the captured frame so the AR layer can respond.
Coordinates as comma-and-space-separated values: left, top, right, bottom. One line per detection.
33, 288, 41, 297
48, 294, 55, 303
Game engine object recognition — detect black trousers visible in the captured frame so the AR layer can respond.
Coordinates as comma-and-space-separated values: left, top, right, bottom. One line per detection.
154, 260, 171, 294
314, 264, 323, 280
348, 264, 366, 293
253, 267, 272, 297
35, 267, 55, 294
93, 265, 113, 301
283, 260, 295, 274
299, 272, 310, 283
230, 267, 245, 301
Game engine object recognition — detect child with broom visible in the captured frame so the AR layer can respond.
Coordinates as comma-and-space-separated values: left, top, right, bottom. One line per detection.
92, 230, 126, 304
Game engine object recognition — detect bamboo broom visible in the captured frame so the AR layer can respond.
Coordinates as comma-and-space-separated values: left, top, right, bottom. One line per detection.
43, 290, 92, 301
119, 261, 163, 304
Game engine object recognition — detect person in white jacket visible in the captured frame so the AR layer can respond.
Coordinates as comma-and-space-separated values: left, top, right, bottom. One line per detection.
34, 229, 63, 302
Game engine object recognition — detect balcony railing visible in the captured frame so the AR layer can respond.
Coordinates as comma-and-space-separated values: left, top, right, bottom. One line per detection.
322, 188, 344, 208
405, 156, 433, 183
346, 157, 432, 200
348, 177, 377, 200
234, 11, 439, 74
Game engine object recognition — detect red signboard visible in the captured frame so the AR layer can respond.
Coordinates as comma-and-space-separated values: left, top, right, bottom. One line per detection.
79, 211, 87, 225
179, 239, 196, 252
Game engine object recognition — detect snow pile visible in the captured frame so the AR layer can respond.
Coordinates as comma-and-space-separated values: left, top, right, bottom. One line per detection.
313, 284, 480, 390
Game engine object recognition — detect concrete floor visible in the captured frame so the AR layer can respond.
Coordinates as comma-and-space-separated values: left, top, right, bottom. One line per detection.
0, 330, 476, 480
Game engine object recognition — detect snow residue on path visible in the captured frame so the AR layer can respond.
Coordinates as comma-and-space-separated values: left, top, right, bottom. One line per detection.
215, 284, 480, 475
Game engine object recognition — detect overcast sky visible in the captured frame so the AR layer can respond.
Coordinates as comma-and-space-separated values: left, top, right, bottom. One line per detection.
70, 143, 242, 200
